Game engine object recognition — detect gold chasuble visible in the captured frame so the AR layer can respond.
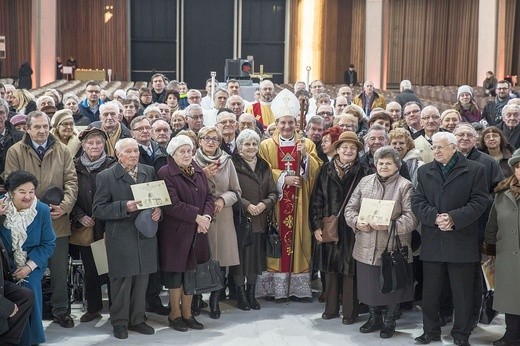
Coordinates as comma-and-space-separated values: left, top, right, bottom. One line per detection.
245, 101, 275, 128
257, 130, 322, 298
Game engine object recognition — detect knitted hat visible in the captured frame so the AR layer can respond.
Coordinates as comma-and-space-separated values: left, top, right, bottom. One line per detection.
50, 109, 73, 128
113, 89, 126, 100
457, 85, 473, 99
166, 135, 193, 156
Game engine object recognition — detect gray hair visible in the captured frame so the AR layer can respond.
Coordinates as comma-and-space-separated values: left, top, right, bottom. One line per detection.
453, 123, 477, 137
129, 115, 150, 130
236, 129, 261, 151
365, 124, 388, 141
502, 104, 520, 116
315, 93, 331, 104
114, 138, 138, 153
99, 101, 120, 115
431, 131, 457, 145
143, 106, 162, 117
400, 79, 412, 92
0, 98, 8, 114
184, 104, 203, 118
26, 111, 50, 127
421, 105, 440, 118
386, 101, 402, 111
373, 146, 402, 169
305, 115, 323, 131
216, 111, 235, 123
36, 95, 55, 109
62, 93, 80, 105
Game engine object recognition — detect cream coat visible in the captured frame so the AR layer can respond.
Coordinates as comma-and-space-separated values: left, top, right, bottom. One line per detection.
345, 173, 418, 266
194, 154, 241, 267
485, 189, 520, 315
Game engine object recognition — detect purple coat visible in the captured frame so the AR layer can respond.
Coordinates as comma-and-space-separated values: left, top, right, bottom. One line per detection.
157, 156, 215, 273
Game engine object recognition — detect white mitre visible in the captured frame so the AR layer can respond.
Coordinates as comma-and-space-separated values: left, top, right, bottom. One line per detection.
271, 88, 300, 119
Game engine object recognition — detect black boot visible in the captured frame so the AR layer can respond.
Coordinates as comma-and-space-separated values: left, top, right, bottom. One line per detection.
359, 306, 383, 333
236, 286, 251, 311
191, 294, 202, 316
380, 304, 398, 338
247, 284, 260, 310
227, 274, 237, 300
209, 290, 221, 319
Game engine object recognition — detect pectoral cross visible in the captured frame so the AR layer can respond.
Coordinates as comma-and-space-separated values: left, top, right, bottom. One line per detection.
284, 161, 295, 176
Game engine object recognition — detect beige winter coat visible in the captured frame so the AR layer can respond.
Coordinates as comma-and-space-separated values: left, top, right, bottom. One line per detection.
4, 134, 78, 238
345, 172, 417, 266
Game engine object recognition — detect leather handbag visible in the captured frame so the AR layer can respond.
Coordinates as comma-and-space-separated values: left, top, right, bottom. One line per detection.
232, 191, 253, 248
380, 220, 411, 294
266, 216, 281, 258
69, 224, 94, 246
321, 170, 360, 243
183, 234, 224, 295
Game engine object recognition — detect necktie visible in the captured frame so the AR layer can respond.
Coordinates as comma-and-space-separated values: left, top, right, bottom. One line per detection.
0, 133, 4, 145
37, 145, 45, 159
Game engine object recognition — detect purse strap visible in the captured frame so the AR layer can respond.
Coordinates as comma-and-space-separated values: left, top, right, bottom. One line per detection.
335, 169, 361, 218
383, 219, 397, 252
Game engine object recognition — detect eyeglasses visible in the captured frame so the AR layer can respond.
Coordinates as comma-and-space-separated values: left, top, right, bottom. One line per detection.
86, 89, 100, 94
404, 109, 420, 116
483, 133, 500, 140
188, 96, 201, 100
317, 112, 333, 117
59, 122, 74, 128
132, 126, 152, 132
201, 136, 219, 143
189, 114, 204, 120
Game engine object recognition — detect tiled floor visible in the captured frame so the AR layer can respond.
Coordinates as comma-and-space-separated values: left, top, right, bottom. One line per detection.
42, 292, 505, 346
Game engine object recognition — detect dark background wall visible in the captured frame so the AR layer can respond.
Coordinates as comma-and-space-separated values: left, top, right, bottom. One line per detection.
131, 0, 177, 82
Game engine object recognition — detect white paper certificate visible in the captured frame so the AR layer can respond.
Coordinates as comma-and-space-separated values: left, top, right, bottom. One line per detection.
130, 180, 172, 210
358, 198, 396, 226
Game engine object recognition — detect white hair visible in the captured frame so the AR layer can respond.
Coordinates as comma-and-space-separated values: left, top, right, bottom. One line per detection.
114, 138, 138, 153
431, 131, 457, 145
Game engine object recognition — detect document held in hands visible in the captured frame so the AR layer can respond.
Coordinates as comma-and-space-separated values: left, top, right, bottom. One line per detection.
358, 198, 396, 226
130, 180, 172, 210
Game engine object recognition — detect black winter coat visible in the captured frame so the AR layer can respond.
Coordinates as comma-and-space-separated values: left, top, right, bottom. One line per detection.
412, 154, 489, 263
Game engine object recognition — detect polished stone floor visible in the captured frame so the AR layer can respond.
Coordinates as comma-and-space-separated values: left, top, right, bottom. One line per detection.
42, 291, 505, 346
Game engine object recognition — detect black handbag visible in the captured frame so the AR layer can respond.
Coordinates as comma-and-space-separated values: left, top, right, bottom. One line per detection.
479, 290, 499, 324
266, 216, 281, 258
232, 191, 253, 248
183, 234, 224, 295
380, 220, 411, 294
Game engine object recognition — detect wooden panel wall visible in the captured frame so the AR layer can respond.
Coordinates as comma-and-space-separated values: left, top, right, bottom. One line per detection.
0, 0, 32, 79
58, 0, 129, 80
505, 0, 518, 77
387, 0, 479, 86
288, 0, 365, 84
